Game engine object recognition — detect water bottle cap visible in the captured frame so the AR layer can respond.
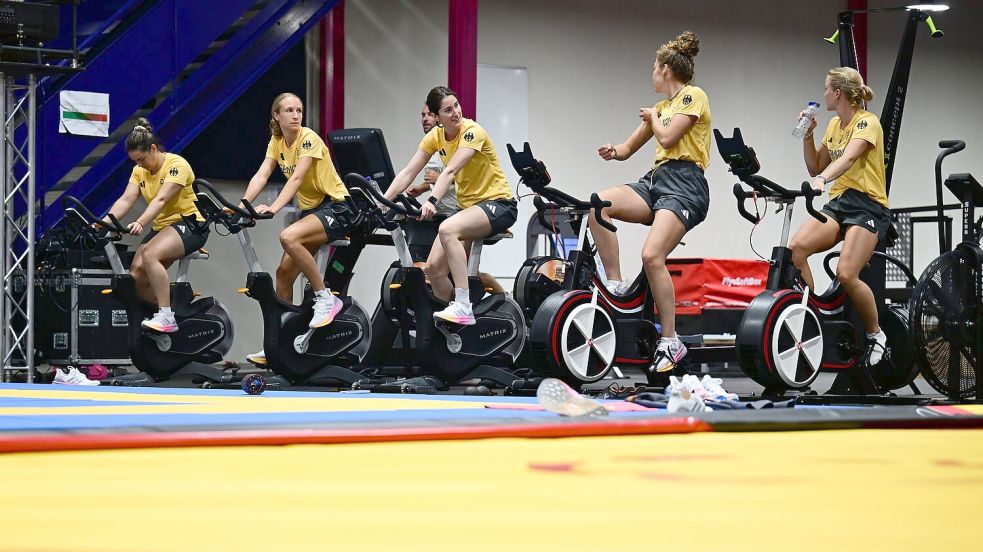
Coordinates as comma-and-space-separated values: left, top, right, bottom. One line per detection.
808, 102, 820, 107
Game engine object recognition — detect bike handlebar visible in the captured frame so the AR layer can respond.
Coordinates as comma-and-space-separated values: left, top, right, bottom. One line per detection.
590, 193, 616, 233
61, 195, 126, 234
192, 179, 274, 222
730, 180, 826, 225
344, 172, 422, 218
939, 140, 965, 152
801, 181, 828, 224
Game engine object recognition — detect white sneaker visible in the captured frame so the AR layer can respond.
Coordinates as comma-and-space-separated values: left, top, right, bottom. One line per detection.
651, 337, 688, 373
536, 378, 608, 417
141, 311, 178, 333
310, 291, 342, 328
433, 301, 476, 325
52, 366, 99, 386
866, 330, 888, 366
246, 350, 267, 366
699, 375, 738, 402
604, 279, 631, 295
667, 388, 712, 413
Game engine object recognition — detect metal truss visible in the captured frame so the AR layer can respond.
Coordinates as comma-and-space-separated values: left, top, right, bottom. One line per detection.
0, 74, 37, 383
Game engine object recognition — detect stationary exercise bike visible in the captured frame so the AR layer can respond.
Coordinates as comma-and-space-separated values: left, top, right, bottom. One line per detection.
716, 128, 919, 396
508, 142, 665, 387
61, 195, 236, 385
346, 174, 531, 392
910, 140, 982, 400
192, 179, 382, 387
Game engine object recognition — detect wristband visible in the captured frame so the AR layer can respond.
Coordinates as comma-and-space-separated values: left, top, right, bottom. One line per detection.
817, 175, 828, 185
427, 195, 439, 205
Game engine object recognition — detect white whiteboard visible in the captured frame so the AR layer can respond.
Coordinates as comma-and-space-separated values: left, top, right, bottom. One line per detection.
476, 64, 529, 281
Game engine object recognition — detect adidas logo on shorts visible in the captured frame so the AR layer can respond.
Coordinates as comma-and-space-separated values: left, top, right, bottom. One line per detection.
866, 219, 875, 227
682, 209, 690, 220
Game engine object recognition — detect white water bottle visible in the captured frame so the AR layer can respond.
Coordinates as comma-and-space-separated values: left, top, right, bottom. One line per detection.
792, 102, 820, 140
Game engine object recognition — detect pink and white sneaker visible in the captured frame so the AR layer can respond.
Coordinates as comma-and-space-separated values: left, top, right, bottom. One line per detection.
433, 301, 476, 325
141, 311, 178, 333
310, 291, 343, 328
651, 337, 687, 373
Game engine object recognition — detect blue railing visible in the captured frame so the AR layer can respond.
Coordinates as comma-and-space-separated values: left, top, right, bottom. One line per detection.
40, 0, 340, 230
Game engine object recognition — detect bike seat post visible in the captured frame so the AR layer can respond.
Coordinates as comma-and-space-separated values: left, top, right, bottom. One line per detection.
468, 240, 483, 277
778, 199, 795, 248
237, 229, 263, 273
316, 244, 333, 278
174, 249, 208, 283
104, 242, 126, 275
175, 256, 192, 283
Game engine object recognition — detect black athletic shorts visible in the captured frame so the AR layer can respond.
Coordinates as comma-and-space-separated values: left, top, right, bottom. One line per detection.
300, 198, 350, 242
821, 188, 892, 239
142, 221, 209, 257
475, 197, 519, 236
626, 160, 709, 231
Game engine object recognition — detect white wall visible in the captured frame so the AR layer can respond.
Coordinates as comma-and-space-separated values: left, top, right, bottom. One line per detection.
188, 0, 982, 362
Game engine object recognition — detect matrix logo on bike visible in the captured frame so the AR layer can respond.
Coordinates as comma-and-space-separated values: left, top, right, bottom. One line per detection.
325, 330, 354, 341
721, 276, 762, 287
479, 328, 507, 339
188, 328, 217, 340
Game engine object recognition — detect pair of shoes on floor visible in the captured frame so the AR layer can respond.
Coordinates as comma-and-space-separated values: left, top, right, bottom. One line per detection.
667, 387, 713, 413
666, 374, 737, 402
52, 366, 99, 386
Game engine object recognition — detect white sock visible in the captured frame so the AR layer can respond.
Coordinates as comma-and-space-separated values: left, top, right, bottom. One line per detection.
159, 307, 173, 316
868, 330, 885, 341
454, 287, 470, 306
316, 288, 332, 299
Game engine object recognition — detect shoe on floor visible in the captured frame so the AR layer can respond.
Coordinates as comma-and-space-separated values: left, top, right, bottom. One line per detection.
537, 378, 608, 417
651, 337, 688, 373
310, 290, 343, 328
52, 366, 99, 386
667, 388, 711, 413
699, 375, 738, 402
141, 311, 178, 333
433, 301, 476, 326
246, 350, 267, 366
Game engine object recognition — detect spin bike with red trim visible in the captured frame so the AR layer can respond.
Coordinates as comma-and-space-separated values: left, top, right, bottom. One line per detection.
716, 128, 920, 398
509, 143, 666, 387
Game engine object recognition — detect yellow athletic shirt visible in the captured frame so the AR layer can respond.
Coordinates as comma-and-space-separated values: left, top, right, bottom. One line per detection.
653, 84, 712, 171
419, 118, 512, 209
822, 110, 888, 208
127, 153, 202, 231
265, 127, 348, 210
